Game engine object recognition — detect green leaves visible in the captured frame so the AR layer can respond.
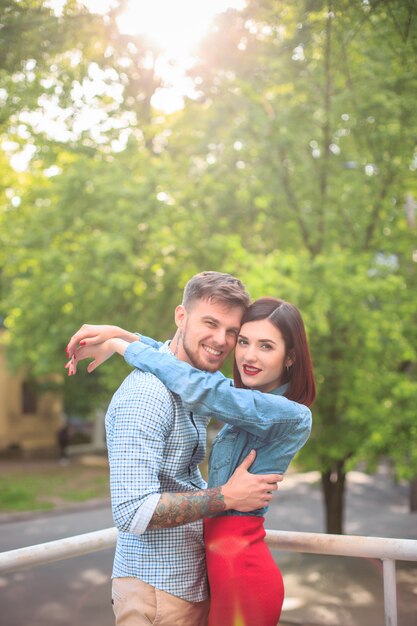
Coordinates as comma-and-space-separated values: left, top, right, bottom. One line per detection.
1, 0, 416, 487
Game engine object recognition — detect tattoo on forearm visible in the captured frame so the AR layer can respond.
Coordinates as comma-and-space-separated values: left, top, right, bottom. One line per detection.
148, 487, 226, 529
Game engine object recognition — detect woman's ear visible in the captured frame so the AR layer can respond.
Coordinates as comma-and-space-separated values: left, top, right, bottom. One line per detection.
285, 351, 295, 369
175, 304, 187, 329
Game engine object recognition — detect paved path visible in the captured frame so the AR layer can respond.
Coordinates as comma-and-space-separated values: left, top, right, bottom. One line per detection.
1, 462, 416, 625
270, 466, 417, 625
0, 507, 115, 626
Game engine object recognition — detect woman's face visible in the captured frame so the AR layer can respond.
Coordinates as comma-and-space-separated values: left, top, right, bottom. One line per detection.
235, 319, 290, 392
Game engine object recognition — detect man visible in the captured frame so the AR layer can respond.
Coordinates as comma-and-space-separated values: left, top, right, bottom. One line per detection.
66, 272, 282, 626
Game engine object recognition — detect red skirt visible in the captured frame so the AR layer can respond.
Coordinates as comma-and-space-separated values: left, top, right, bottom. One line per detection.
204, 516, 284, 626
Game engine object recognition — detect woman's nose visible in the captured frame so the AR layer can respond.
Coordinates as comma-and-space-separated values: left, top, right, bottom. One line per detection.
244, 345, 257, 362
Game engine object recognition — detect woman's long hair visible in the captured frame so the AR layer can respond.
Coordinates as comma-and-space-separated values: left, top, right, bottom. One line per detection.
233, 297, 316, 407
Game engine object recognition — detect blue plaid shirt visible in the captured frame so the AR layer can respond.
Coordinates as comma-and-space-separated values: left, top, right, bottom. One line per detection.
105, 342, 210, 601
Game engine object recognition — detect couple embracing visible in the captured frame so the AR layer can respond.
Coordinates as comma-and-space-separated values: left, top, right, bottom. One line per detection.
66, 271, 315, 626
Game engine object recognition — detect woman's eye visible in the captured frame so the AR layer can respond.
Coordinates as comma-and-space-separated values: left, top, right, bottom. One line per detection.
261, 343, 273, 350
237, 338, 248, 345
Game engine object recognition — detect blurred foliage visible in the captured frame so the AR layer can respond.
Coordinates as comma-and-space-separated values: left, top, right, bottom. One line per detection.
1, 0, 417, 527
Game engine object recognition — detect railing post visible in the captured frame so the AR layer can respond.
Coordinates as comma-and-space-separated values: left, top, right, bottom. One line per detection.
382, 558, 397, 626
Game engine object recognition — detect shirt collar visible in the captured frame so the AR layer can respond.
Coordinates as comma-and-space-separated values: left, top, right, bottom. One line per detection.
269, 383, 289, 396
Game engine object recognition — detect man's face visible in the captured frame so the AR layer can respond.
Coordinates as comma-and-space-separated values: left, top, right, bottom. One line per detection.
175, 298, 244, 372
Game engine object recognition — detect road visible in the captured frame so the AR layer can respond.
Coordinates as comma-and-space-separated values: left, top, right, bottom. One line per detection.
267, 467, 417, 625
0, 505, 115, 626
0, 467, 416, 626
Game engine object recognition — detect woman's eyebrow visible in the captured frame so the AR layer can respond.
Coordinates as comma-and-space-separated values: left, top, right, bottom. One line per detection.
238, 334, 276, 345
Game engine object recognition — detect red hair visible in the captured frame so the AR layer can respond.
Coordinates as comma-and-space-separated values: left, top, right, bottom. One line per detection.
233, 297, 316, 407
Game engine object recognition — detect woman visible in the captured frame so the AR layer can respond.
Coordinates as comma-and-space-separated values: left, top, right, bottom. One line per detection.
67, 297, 315, 626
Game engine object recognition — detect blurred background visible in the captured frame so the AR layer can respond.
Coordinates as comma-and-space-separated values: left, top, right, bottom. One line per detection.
1, 0, 417, 606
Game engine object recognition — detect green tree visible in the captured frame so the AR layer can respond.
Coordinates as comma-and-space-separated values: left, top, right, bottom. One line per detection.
2, 0, 416, 535
235, 249, 416, 532
1, 0, 174, 413
162, 0, 417, 531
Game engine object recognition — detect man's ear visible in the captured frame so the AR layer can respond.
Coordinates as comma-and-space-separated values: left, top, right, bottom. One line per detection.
175, 305, 187, 329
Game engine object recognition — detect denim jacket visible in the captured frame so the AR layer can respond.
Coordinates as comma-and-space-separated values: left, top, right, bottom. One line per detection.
124, 340, 312, 516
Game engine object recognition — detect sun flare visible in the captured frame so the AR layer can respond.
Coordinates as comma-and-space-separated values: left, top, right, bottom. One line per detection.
47, 0, 246, 112
116, 0, 246, 112
117, 0, 245, 62
49, 0, 245, 62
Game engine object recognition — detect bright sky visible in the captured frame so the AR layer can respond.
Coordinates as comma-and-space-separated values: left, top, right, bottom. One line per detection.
8, 1, 246, 171
117, 0, 246, 60
47, 0, 246, 111
49, 0, 245, 61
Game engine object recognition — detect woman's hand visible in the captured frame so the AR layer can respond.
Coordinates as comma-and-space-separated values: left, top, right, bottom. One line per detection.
66, 324, 138, 358
65, 338, 129, 375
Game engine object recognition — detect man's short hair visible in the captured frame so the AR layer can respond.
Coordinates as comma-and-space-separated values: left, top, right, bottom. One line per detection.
182, 271, 250, 311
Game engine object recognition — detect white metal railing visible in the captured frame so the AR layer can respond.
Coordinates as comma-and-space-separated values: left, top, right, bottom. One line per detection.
0, 528, 416, 626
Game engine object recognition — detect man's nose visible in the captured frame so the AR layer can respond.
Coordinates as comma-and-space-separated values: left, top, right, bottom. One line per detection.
212, 328, 227, 346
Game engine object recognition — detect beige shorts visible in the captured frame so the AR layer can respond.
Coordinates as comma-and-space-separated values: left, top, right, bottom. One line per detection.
112, 577, 210, 626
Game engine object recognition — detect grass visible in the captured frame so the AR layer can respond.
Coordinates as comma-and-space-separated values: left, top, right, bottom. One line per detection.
0, 460, 110, 513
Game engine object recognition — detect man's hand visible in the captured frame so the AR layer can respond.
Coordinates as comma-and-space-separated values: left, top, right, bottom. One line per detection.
66, 324, 137, 358
221, 450, 283, 512
148, 453, 283, 529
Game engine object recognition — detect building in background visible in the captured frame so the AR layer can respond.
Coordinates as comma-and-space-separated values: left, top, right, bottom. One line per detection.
0, 326, 63, 456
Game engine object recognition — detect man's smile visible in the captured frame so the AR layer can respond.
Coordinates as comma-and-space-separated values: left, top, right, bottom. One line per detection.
203, 344, 222, 357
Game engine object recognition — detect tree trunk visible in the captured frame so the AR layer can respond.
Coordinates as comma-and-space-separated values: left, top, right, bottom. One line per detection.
321, 461, 346, 534
410, 476, 417, 512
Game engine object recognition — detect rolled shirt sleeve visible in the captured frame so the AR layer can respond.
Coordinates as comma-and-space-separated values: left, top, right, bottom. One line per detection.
106, 371, 174, 534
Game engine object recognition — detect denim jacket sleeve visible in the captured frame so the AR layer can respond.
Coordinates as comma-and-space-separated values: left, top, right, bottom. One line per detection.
138, 334, 163, 349
124, 341, 312, 440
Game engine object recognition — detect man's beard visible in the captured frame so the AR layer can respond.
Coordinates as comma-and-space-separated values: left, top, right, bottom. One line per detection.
181, 331, 222, 373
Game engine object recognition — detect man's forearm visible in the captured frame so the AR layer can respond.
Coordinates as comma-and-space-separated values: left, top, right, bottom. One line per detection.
148, 487, 226, 529
141, 451, 279, 530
